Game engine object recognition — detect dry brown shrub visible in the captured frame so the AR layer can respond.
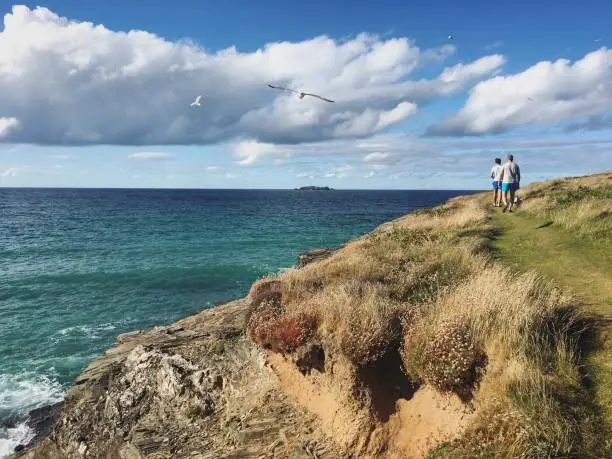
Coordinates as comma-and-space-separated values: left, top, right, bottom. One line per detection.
245, 288, 284, 334
249, 312, 318, 354
248, 277, 282, 301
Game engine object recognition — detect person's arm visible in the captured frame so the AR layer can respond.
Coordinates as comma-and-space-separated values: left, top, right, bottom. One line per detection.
516, 165, 521, 184
491, 168, 495, 179
499, 166, 505, 182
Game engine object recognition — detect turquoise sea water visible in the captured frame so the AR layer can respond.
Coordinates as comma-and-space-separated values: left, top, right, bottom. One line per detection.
0, 188, 475, 454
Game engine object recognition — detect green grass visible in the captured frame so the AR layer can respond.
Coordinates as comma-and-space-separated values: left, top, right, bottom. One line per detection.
490, 208, 612, 452
490, 211, 612, 315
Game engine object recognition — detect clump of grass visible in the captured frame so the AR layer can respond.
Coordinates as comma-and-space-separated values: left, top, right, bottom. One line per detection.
519, 172, 612, 240
413, 266, 601, 455
317, 282, 402, 366
404, 320, 486, 397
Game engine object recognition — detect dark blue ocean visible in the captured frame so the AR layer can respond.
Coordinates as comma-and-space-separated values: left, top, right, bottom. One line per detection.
0, 188, 475, 453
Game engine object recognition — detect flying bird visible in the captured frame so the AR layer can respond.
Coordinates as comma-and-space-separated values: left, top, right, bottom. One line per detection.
448, 34, 454, 40
528, 97, 534, 101
267, 84, 335, 103
190, 95, 203, 107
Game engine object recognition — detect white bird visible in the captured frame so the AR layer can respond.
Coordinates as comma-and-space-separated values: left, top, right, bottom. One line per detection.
190, 95, 203, 107
448, 34, 454, 40
267, 84, 335, 103
595, 38, 602, 43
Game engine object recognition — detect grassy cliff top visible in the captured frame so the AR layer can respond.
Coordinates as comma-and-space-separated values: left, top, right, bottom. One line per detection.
247, 171, 612, 457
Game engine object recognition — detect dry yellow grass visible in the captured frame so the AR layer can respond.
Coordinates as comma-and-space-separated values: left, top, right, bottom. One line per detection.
244, 174, 610, 457
520, 171, 612, 240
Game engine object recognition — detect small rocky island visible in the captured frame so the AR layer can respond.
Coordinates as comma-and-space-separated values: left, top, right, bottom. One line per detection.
294, 186, 334, 191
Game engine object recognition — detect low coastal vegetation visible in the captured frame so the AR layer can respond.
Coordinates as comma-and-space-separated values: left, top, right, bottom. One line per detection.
246, 172, 612, 457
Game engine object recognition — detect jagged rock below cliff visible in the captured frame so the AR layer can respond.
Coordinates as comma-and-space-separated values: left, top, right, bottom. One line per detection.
296, 248, 339, 268
17, 300, 339, 459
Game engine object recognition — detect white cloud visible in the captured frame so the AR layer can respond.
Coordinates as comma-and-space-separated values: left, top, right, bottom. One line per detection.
1, 166, 19, 177
428, 48, 612, 136
228, 132, 612, 187
206, 165, 220, 172
128, 152, 177, 160
0, 6, 504, 146
437, 55, 505, 84
226, 172, 242, 179
233, 140, 280, 165
0, 117, 19, 137
323, 164, 353, 179
363, 152, 390, 162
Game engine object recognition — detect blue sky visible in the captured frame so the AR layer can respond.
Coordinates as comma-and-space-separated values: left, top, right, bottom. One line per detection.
0, 1, 611, 188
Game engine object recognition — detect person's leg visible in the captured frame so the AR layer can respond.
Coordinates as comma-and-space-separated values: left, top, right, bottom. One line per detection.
502, 183, 510, 212
508, 184, 516, 212
493, 182, 499, 206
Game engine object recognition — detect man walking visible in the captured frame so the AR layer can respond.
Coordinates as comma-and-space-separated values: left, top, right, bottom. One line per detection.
500, 154, 521, 213
490, 158, 503, 207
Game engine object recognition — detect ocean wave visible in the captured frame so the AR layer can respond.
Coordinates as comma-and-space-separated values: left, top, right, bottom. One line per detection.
0, 422, 34, 458
0, 373, 63, 458
53, 319, 133, 342
0, 373, 64, 420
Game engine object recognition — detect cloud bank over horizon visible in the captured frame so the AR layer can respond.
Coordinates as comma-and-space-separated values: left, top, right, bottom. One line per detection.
0, 4, 610, 188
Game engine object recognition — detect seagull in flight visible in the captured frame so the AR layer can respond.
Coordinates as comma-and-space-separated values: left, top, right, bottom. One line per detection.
267, 84, 335, 103
595, 38, 602, 43
190, 95, 203, 107
448, 34, 454, 40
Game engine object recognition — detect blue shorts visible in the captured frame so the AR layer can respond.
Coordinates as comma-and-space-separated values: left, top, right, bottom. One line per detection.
501, 182, 518, 192
492, 181, 501, 190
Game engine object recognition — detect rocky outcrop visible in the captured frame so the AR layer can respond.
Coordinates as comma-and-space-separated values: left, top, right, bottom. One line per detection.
15, 300, 339, 459
296, 248, 340, 268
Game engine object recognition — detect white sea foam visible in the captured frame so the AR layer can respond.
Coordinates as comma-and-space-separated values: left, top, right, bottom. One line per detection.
55, 320, 126, 341
0, 422, 34, 458
0, 373, 64, 458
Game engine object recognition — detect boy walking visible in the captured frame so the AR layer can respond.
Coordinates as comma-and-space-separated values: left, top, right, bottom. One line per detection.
490, 158, 503, 207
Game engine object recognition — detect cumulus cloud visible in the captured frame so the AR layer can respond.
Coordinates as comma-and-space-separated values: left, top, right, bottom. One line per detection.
128, 152, 177, 160
0, 5, 505, 146
428, 48, 612, 136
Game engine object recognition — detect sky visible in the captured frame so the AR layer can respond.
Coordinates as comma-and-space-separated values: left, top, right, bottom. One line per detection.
0, 1, 611, 189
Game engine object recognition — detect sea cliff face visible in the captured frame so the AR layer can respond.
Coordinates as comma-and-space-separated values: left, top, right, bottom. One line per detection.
14, 299, 338, 458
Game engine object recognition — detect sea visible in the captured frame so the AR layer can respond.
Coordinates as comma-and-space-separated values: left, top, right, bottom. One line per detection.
0, 188, 475, 455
